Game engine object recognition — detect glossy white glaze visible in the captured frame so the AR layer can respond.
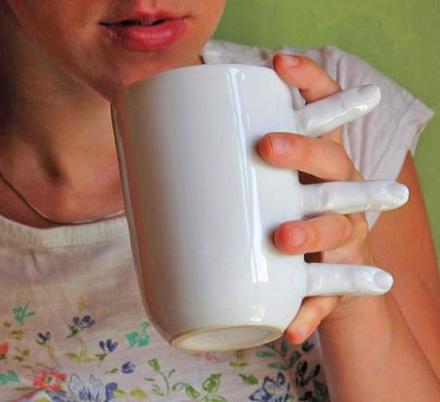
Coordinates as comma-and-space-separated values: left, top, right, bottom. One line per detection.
306, 263, 394, 296
111, 64, 407, 351
301, 180, 409, 216
295, 85, 381, 136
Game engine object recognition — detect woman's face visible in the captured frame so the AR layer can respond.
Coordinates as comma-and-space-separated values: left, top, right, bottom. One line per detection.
6, 0, 226, 98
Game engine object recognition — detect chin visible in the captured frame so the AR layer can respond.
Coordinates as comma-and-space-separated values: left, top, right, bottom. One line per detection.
92, 66, 177, 101
92, 48, 203, 100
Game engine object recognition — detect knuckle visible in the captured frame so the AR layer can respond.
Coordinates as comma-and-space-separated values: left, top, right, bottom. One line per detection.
303, 56, 335, 79
352, 217, 369, 241
303, 57, 341, 91
308, 302, 327, 322
301, 56, 319, 71
305, 222, 319, 251
334, 216, 353, 246
343, 157, 356, 179
296, 136, 313, 165
333, 144, 354, 179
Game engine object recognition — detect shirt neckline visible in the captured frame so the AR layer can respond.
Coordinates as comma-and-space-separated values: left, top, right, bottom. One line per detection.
0, 213, 130, 249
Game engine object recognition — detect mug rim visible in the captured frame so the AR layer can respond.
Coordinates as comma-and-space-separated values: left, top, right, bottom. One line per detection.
116, 63, 276, 100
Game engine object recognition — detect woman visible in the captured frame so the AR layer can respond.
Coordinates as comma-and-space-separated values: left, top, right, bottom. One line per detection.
0, 1, 439, 401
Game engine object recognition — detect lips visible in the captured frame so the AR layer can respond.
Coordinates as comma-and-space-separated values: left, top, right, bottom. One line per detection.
103, 18, 167, 27
100, 11, 187, 51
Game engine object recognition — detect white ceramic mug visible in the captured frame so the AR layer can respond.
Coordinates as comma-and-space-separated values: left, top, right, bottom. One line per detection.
111, 64, 408, 352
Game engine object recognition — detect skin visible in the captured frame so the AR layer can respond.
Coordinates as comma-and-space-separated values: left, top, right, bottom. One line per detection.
5, 0, 225, 97
0, 1, 439, 400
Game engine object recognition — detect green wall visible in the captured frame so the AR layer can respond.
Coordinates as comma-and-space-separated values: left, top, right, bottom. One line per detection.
214, 0, 440, 259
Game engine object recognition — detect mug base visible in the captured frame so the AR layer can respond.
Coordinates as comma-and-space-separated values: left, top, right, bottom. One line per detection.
170, 324, 284, 352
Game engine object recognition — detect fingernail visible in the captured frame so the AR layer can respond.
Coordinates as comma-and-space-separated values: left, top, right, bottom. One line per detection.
288, 324, 310, 343
280, 54, 300, 67
269, 135, 290, 157
289, 227, 306, 247
386, 182, 409, 207
373, 270, 394, 292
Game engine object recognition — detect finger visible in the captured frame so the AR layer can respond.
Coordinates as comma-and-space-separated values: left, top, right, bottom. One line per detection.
321, 213, 372, 265
257, 132, 355, 180
273, 53, 341, 102
273, 215, 352, 255
285, 296, 340, 344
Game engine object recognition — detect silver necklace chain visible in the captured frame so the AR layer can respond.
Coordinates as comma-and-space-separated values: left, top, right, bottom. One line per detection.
0, 165, 125, 225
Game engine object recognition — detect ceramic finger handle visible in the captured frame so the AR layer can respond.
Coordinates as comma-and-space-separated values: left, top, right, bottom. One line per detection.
294, 84, 381, 136
305, 263, 394, 296
290, 84, 400, 296
298, 180, 407, 296
301, 180, 409, 216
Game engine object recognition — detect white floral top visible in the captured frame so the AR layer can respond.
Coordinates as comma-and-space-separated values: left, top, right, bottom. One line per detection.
0, 39, 433, 402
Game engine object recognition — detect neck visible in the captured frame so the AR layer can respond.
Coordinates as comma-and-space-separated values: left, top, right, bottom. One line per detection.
0, 22, 117, 188
0, 34, 124, 223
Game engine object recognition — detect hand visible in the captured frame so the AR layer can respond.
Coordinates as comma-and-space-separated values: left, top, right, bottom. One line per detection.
257, 53, 375, 345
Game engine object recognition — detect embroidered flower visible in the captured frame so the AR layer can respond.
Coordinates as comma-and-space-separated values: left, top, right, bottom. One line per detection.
36, 331, 51, 345
125, 321, 151, 349
12, 302, 35, 324
67, 315, 96, 338
74, 315, 95, 329
121, 361, 136, 374
0, 342, 9, 360
44, 375, 118, 402
99, 339, 118, 353
0, 370, 19, 385
249, 372, 290, 402
64, 374, 117, 402
31, 368, 67, 392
